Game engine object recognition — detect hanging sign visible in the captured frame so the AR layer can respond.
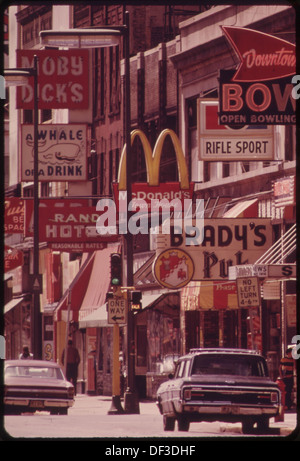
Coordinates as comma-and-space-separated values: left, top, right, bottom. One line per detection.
237, 276, 260, 308
219, 27, 296, 125
4, 245, 24, 272
198, 99, 274, 161
153, 248, 195, 289
21, 124, 87, 181
16, 49, 89, 110
5, 198, 25, 234
154, 218, 272, 283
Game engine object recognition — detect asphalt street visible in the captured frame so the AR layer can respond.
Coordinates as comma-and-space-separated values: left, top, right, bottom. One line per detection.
2, 393, 298, 440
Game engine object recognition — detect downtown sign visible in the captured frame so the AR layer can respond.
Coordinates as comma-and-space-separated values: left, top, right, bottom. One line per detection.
219, 26, 296, 125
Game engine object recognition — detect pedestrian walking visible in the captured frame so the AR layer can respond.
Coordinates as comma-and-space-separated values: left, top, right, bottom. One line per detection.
279, 347, 295, 410
19, 345, 33, 360
62, 339, 80, 394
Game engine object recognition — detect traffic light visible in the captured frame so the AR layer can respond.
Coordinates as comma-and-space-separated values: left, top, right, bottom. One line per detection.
110, 253, 122, 287
131, 291, 142, 310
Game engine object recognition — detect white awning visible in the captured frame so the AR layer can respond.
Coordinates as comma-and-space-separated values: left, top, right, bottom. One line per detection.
5, 297, 24, 315
78, 292, 169, 328
79, 303, 108, 329
223, 199, 258, 218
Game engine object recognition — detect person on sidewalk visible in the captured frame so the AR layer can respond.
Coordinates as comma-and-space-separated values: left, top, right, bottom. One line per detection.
62, 339, 80, 394
19, 345, 33, 360
279, 347, 295, 410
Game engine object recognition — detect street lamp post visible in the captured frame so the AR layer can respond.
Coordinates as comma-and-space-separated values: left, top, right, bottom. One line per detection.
5, 55, 42, 360
40, 11, 139, 414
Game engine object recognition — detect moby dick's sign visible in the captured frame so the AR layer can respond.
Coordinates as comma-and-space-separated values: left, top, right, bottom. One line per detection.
219, 26, 296, 125
16, 49, 89, 110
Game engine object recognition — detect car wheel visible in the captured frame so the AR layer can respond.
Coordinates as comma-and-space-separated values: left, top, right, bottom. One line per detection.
163, 415, 175, 431
177, 416, 190, 432
242, 420, 255, 434
257, 416, 269, 434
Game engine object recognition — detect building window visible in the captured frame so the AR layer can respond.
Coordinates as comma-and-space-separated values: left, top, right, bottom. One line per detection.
109, 47, 120, 115
94, 48, 105, 120
99, 152, 105, 195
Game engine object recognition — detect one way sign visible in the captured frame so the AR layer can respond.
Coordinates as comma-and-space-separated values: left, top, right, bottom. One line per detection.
108, 298, 127, 325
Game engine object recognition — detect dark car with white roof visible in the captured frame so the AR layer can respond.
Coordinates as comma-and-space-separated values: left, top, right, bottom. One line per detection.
156, 348, 280, 434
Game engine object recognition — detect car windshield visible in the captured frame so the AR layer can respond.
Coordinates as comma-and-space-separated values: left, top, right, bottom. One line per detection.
191, 354, 268, 377
5, 365, 64, 380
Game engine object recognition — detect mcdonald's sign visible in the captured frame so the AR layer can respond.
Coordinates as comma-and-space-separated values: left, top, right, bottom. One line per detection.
113, 129, 194, 208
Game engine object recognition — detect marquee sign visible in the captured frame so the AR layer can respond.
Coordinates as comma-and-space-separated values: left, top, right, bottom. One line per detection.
198, 99, 274, 161
21, 124, 87, 181
16, 49, 89, 110
154, 218, 272, 285
219, 27, 296, 125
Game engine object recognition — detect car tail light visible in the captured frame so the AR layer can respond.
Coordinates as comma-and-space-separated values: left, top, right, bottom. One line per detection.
183, 389, 191, 400
68, 387, 74, 399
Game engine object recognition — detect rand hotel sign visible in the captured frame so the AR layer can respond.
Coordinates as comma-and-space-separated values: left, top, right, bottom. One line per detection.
219, 27, 296, 125
21, 124, 87, 181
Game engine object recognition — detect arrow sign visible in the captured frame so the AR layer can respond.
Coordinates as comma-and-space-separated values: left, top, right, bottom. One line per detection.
108, 298, 127, 325
29, 274, 43, 293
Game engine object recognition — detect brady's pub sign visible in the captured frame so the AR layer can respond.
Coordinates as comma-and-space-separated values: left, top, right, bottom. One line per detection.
219, 26, 296, 125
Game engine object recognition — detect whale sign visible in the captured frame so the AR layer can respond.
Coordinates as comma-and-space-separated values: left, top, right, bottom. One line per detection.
21, 124, 87, 181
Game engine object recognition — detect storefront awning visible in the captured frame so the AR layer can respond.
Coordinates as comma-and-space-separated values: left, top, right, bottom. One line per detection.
55, 253, 95, 322
79, 291, 179, 328
79, 303, 108, 329
4, 296, 25, 315
78, 246, 120, 323
223, 199, 258, 218
181, 281, 238, 310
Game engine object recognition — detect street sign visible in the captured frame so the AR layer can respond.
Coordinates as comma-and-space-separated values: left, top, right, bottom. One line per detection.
229, 264, 296, 280
108, 297, 127, 325
29, 274, 43, 293
237, 277, 260, 308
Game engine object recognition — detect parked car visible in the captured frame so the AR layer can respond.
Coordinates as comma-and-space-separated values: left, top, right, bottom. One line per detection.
4, 360, 75, 415
156, 348, 280, 434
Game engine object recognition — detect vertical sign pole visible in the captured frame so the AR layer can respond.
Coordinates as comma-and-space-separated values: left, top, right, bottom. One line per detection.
108, 323, 124, 414
32, 55, 42, 359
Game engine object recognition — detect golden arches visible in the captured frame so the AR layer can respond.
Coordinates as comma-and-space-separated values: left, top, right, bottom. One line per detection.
117, 129, 190, 190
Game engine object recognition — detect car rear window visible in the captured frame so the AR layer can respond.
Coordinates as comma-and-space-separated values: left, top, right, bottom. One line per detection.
5, 365, 64, 380
191, 354, 268, 377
